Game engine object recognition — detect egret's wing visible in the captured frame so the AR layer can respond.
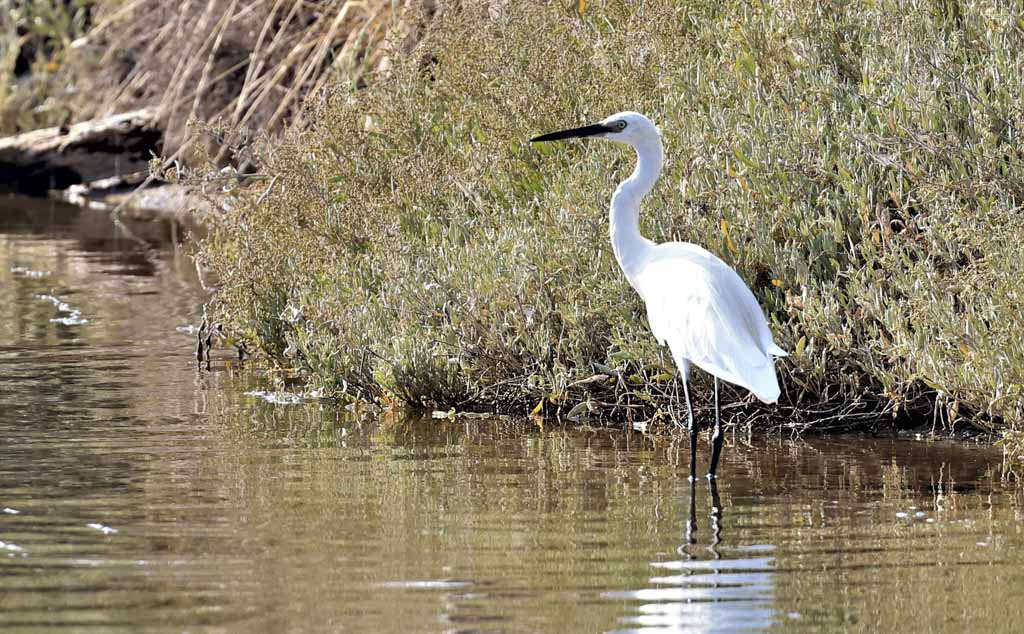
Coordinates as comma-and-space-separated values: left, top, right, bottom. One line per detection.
635, 244, 782, 403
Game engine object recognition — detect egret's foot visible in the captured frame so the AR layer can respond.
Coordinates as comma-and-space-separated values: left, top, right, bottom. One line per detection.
705, 472, 718, 480
687, 474, 698, 483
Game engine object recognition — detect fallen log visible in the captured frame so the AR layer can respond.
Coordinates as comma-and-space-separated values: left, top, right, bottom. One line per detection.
0, 108, 162, 195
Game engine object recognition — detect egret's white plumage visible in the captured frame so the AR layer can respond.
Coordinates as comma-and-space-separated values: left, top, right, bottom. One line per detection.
638, 243, 786, 403
531, 111, 786, 478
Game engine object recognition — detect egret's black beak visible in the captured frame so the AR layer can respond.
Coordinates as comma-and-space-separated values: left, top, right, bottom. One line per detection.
530, 122, 610, 143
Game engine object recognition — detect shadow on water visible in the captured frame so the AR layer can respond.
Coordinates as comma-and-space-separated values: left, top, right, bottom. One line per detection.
1, 195, 1023, 632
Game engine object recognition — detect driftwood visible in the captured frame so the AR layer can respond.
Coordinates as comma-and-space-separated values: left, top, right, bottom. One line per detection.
0, 109, 162, 195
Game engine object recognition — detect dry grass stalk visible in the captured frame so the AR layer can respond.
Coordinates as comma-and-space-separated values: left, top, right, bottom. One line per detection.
57, 0, 404, 158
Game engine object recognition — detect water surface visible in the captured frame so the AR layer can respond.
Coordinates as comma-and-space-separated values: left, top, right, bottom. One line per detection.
1, 196, 1022, 632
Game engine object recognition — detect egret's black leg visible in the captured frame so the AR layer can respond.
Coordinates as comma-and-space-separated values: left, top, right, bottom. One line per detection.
708, 476, 723, 559
708, 377, 724, 478
685, 475, 697, 545
681, 379, 697, 481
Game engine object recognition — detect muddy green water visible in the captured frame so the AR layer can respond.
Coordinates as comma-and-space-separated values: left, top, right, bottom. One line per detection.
2, 196, 1023, 633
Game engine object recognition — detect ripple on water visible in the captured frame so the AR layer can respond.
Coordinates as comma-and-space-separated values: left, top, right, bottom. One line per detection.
606, 554, 777, 632
36, 293, 89, 326
245, 390, 307, 405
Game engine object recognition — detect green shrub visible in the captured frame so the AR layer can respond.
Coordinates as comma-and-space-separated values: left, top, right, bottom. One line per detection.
201, 0, 1024, 430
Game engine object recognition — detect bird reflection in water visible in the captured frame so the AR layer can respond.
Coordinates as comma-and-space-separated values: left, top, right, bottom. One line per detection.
683, 477, 723, 560
604, 475, 777, 632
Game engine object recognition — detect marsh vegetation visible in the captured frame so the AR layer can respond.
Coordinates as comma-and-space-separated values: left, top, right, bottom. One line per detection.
199, 1, 1023, 432
4, 1, 1022, 433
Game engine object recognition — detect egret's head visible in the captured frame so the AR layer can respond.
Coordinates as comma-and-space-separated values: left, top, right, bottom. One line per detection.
530, 111, 660, 147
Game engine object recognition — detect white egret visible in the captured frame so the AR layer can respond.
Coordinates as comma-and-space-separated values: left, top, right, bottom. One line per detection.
531, 111, 787, 479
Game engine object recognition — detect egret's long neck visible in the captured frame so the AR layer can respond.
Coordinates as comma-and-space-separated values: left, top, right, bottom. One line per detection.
610, 135, 663, 284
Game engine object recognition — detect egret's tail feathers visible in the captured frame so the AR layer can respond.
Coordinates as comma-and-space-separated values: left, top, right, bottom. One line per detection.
767, 343, 788, 358
689, 353, 782, 405
743, 359, 781, 404
751, 376, 781, 404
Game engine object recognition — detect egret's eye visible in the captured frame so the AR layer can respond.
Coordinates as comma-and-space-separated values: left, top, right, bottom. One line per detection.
614, 121, 627, 131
